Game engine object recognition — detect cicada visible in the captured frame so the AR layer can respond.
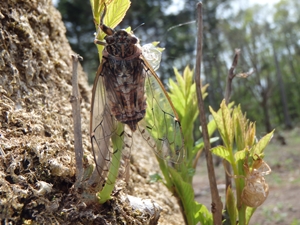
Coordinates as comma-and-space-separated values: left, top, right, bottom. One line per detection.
90, 5, 185, 186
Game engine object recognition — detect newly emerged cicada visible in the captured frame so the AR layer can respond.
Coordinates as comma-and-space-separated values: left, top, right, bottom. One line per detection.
90, 5, 185, 186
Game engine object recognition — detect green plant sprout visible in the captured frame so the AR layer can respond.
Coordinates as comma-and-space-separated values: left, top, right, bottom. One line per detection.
210, 100, 274, 225
149, 66, 216, 225
98, 122, 124, 203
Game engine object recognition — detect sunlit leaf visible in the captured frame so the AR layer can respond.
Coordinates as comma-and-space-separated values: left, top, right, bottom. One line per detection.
235, 149, 247, 161
220, 100, 234, 148
251, 130, 274, 156
211, 145, 232, 163
169, 168, 199, 225
194, 201, 213, 225
245, 206, 256, 224
226, 186, 237, 225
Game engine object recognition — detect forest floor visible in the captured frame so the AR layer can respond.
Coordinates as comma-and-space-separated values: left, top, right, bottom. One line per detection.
193, 128, 300, 225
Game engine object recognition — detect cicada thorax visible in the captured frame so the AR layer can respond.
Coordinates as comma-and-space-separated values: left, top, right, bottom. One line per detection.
102, 29, 148, 131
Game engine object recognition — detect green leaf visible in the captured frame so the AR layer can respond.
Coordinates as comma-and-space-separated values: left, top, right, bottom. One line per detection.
234, 149, 247, 161
207, 117, 217, 137
210, 107, 225, 140
211, 145, 232, 163
183, 66, 193, 96
168, 167, 196, 224
246, 122, 256, 148
220, 100, 234, 148
251, 130, 274, 156
89, 0, 101, 18
210, 100, 234, 149
174, 67, 185, 94
245, 206, 256, 224
103, 0, 131, 30
233, 106, 256, 151
233, 106, 245, 150
226, 186, 237, 225
169, 79, 185, 117
168, 66, 201, 163
194, 201, 213, 225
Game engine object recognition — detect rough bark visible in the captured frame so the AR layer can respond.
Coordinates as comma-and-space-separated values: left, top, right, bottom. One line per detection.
0, 0, 184, 224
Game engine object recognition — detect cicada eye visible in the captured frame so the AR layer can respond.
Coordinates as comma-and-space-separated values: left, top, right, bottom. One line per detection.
105, 36, 115, 44
130, 36, 138, 44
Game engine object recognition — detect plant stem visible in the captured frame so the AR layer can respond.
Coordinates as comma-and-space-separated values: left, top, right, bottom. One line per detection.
225, 49, 240, 104
195, 3, 223, 224
98, 122, 124, 204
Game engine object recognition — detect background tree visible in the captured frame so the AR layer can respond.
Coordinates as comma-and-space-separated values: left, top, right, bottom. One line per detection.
118, 0, 197, 83
57, 0, 98, 83
55, 0, 300, 132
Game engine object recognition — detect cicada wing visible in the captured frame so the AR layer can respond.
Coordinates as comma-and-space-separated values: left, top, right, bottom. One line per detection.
89, 66, 114, 184
255, 159, 271, 176
139, 56, 185, 163
90, 64, 132, 186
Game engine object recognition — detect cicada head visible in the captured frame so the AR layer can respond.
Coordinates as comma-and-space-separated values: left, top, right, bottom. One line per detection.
105, 30, 139, 58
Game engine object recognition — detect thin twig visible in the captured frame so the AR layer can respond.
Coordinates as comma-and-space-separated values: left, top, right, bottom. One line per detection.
224, 49, 241, 104
195, 3, 223, 224
71, 54, 84, 187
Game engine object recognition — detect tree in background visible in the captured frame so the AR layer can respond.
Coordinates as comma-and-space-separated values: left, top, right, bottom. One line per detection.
55, 0, 299, 132
118, 0, 197, 83
57, 0, 98, 83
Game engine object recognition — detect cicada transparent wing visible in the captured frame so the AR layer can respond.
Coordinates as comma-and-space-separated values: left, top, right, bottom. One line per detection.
141, 43, 162, 71
89, 63, 132, 187
252, 157, 271, 177
138, 56, 185, 163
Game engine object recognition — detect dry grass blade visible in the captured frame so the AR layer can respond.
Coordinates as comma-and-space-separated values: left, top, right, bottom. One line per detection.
71, 54, 84, 187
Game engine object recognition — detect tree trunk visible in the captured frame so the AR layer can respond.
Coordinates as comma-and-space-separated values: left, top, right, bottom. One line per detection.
0, 1, 184, 224
261, 89, 273, 133
272, 41, 293, 129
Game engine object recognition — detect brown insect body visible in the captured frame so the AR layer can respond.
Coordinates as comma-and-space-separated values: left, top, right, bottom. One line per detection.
89, 5, 185, 186
102, 30, 146, 131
